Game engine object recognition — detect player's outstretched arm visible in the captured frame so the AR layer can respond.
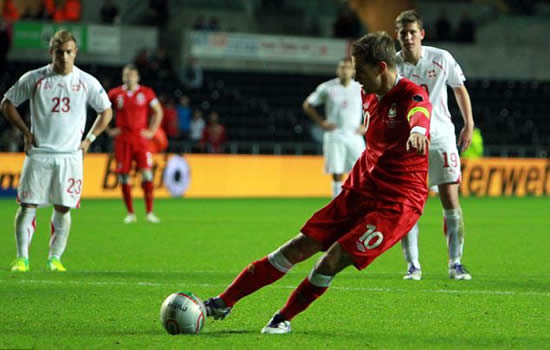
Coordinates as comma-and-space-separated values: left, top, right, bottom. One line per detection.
453, 85, 474, 152
80, 108, 113, 154
1, 99, 35, 154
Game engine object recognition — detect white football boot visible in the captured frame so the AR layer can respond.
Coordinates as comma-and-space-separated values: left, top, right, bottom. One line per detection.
449, 263, 472, 280
123, 213, 137, 224
403, 265, 422, 281
145, 212, 160, 223
261, 312, 291, 334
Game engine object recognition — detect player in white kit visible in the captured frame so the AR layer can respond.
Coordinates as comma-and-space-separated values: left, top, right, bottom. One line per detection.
1, 30, 112, 272
395, 10, 475, 280
303, 58, 365, 198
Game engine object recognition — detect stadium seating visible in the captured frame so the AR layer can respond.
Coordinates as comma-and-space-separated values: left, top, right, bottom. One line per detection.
1, 62, 549, 156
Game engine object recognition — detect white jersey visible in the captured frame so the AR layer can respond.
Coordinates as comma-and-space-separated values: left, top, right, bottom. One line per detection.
2, 64, 111, 155
306, 78, 363, 137
396, 46, 465, 144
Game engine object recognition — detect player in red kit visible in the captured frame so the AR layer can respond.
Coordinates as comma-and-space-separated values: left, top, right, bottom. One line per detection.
201, 32, 432, 334
107, 64, 163, 223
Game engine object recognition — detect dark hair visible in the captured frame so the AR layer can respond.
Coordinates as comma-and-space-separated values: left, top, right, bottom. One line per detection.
351, 32, 396, 69
395, 9, 424, 30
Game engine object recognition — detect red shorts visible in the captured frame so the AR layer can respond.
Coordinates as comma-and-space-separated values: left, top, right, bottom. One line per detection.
301, 189, 421, 270
114, 135, 152, 174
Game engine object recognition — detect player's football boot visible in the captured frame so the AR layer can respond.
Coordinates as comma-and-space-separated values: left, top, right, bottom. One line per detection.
123, 213, 137, 224
261, 312, 291, 334
204, 297, 232, 320
47, 257, 66, 272
9, 257, 29, 272
403, 265, 422, 280
449, 263, 471, 280
145, 212, 160, 223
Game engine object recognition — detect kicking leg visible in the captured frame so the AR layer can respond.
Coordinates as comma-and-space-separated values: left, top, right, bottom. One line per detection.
205, 233, 323, 320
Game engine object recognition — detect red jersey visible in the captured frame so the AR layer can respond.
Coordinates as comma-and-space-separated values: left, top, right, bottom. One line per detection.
108, 85, 158, 136
343, 77, 432, 213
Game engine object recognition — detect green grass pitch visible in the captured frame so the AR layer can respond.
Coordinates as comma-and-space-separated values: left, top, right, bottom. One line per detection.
0, 196, 548, 349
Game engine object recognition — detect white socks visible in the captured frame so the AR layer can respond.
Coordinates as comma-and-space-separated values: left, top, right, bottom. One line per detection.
49, 210, 71, 259
268, 248, 294, 273
401, 222, 421, 269
444, 208, 464, 266
332, 181, 342, 198
401, 209, 465, 270
308, 270, 334, 287
14, 207, 36, 259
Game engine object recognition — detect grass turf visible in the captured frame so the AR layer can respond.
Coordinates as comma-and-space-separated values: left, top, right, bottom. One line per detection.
0, 196, 549, 349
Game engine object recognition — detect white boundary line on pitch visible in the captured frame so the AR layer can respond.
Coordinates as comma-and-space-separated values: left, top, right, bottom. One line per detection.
2, 279, 549, 298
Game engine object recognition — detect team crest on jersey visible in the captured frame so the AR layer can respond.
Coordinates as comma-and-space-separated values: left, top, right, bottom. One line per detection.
136, 92, 146, 105
386, 103, 400, 128
388, 103, 397, 118
363, 101, 370, 110
72, 84, 81, 92
427, 69, 437, 79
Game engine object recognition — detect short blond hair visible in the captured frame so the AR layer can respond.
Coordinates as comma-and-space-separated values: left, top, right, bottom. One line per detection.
49, 29, 78, 51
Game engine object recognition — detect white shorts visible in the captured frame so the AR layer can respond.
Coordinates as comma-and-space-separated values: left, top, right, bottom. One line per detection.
17, 152, 83, 208
428, 141, 462, 187
323, 133, 365, 174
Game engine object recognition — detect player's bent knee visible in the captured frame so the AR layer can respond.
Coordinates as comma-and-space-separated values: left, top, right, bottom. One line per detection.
316, 243, 353, 275
280, 233, 322, 264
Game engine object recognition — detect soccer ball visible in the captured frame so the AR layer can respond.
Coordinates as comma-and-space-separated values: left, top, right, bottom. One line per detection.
160, 292, 207, 335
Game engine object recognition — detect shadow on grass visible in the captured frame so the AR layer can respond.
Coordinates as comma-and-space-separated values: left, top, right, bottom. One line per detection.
200, 329, 257, 337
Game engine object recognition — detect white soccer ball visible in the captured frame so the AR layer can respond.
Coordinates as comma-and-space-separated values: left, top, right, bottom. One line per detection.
160, 292, 207, 335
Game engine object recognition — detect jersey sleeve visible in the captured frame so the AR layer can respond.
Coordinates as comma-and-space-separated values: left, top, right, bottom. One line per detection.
306, 82, 327, 106
88, 78, 112, 113
2, 71, 37, 107
406, 90, 432, 136
107, 88, 117, 104
146, 88, 159, 107
444, 51, 466, 87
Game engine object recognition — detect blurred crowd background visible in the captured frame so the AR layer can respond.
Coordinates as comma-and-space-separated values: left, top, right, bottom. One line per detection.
1, 0, 549, 157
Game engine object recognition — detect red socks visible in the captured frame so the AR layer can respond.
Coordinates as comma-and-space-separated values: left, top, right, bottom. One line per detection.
219, 257, 286, 307
121, 182, 154, 214
142, 181, 154, 213
121, 183, 134, 214
280, 278, 328, 321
